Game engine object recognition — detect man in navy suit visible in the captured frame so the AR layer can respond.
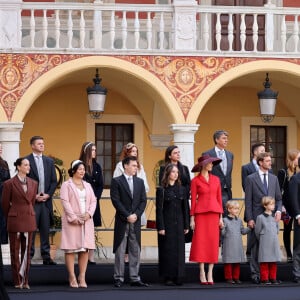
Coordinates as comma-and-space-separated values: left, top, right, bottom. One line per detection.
241, 143, 265, 260
110, 156, 148, 288
203, 130, 234, 214
244, 152, 282, 284
26, 136, 57, 265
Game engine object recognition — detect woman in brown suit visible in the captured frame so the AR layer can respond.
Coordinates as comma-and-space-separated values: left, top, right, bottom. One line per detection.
2, 158, 37, 289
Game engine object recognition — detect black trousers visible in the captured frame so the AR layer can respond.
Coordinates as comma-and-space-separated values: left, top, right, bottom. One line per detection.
0, 244, 10, 300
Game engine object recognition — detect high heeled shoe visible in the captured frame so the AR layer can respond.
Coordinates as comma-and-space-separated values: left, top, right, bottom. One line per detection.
200, 273, 208, 285
207, 281, 214, 285
78, 278, 87, 288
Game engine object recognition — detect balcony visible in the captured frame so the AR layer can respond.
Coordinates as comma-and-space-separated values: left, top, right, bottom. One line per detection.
2, 1, 300, 57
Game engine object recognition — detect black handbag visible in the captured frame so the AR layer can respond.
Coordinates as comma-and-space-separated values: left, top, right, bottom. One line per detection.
184, 228, 193, 243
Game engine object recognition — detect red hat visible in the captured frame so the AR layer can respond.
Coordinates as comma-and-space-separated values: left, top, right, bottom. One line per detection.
191, 154, 222, 172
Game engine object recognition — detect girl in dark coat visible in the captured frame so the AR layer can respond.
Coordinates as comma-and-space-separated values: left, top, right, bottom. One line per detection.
79, 142, 104, 264
156, 163, 190, 286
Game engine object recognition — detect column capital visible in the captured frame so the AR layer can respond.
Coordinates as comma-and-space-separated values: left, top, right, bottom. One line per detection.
0, 122, 23, 140
168, 124, 199, 176
0, 122, 24, 175
169, 123, 199, 132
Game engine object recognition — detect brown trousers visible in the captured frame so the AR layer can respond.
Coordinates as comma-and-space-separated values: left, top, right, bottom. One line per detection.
9, 232, 33, 286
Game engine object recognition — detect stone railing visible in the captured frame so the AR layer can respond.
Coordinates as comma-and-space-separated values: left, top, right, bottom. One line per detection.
1, 1, 300, 56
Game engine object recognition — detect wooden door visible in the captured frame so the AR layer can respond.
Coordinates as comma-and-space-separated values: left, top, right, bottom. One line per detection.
212, 0, 266, 51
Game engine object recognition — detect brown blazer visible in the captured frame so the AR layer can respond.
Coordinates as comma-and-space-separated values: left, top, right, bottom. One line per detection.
2, 176, 37, 233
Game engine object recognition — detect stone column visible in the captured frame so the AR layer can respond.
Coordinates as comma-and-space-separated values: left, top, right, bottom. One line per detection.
169, 124, 199, 176
0, 0, 22, 49
173, 0, 197, 50
0, 122, 24, 176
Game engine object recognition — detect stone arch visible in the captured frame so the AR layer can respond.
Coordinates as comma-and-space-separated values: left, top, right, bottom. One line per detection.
186, 59, 300, 123
12, 56, 185, 124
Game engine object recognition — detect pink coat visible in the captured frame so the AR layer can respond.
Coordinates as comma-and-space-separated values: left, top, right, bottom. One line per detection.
60, 179, 96, 250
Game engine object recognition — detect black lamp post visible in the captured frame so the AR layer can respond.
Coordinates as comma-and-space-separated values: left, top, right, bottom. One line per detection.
257, 73, 278, 123
86, 68, 107, 119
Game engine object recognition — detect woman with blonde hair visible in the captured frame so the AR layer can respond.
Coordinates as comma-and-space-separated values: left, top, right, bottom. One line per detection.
278, 149, 300, 262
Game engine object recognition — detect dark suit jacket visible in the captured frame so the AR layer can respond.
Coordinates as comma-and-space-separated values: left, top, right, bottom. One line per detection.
241, 162, 257, 192
244, 172, 282, 222
25, 154, 57, 224
1, 176, 37, 233
288, 173, 300, 218
203, 148, 234, 199
110, 174, 146, 253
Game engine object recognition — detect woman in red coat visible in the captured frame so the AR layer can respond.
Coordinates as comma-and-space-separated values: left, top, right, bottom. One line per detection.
2, 158, 37, 289
189, 154, 223, 285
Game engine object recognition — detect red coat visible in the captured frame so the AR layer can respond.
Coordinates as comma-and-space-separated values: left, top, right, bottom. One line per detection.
1, 176, 37, 233
190, 173, 223, 215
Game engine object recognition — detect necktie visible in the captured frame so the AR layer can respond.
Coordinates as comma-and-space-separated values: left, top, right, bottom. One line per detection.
263, 173, 268, 195
219, 150, 227, 174
128, 176, 133, 197
36, 156, 45, 193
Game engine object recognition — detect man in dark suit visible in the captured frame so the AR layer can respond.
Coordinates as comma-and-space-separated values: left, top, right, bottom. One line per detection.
203, 130, 234, 213
241, 143, 265, 260
288, 157, 300, 283
26, 136, 57, 265
110, 156, 148, 288
241, 143, 265, 192
244, 152, 282, 284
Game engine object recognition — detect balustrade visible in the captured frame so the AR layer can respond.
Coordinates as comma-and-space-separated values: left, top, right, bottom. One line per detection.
0, 2, 299, 55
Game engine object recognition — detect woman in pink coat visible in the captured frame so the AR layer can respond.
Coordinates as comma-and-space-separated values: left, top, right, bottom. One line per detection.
60, 160, 96, 288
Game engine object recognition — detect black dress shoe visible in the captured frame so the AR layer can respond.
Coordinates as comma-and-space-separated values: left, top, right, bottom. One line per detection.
114, 280, 123, 288
43, 259, 57, 265
294, 278, 300, 284
270, 279, 281, 285
260, 280, 271, 285
130, 280, 149, 287
252, 277, 260, 284
88, 260, 96, 265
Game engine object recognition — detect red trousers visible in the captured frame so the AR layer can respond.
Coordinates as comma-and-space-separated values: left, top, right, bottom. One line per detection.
224, 263, 240, 280
260, 262, 277, 281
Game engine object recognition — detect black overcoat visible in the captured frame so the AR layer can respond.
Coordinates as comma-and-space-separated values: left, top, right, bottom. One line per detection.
156, 185, 189, 280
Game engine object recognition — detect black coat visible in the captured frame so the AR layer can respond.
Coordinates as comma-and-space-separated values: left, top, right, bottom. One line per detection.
0, 160, 10, 244
278, 168, 293, 215
84, 160, 103, 226
110, 175, 146, 253
156, 185, 189, 280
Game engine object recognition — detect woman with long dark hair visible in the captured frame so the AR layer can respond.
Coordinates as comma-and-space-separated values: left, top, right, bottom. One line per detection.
158, 145, 190, 200
156, 163, 190, 286
79, 142, 103, 264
